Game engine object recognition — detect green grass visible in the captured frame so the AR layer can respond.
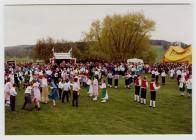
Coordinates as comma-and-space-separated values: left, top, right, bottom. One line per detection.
5, 74, 192, 135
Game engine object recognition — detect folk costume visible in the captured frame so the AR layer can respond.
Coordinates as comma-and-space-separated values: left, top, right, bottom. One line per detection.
92, 77, 99, 101
48, 81, 59, 107
149, 81, 160, 108
32, 82, 41, 111
134, 76, 141, 102
100, 82, 109, 103
140, 77, 148, 104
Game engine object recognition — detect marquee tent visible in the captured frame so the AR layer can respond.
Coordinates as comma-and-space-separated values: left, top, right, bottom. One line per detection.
163, 45, 192, 64
127, 58, 144, 64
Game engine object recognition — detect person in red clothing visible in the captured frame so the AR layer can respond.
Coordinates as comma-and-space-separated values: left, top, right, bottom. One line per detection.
134, 75, 141, 102
140, 76, 148, 105
149, 78, 160, 108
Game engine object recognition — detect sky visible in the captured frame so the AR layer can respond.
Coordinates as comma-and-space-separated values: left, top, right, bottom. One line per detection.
4, 4, 193, 46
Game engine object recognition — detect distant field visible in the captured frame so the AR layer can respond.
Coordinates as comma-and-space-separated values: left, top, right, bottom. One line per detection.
151, 45, 166, 63
5, 75, 192, 135
5, 56, 34, 64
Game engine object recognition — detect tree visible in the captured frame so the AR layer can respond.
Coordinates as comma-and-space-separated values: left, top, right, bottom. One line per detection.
83, 12, 156, 63
34, 37, 90, 63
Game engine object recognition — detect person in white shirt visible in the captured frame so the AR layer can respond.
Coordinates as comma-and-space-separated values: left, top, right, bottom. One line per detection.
41, 75, 49, 104
87, 77, 93, 97
72, 78, 80, 107
161, 70, 167, 85
186, 75, 192, 97
58, 78, 64, 100
92, 76, 99, 101
170, 69, 175, 79
107, 71, 113, 88
100, 80, 109, 103
10, 84, 17, 111
151, 69, 155, 78
181, 70, 187, 79
176, 69, 182, 85
179, 77, 186, 96
22, 83, 33, 111
32, 81, 41, 111
155, 70, 159, 84
114, 73, 119, 88
62, 79, 70, 103
4, 78, 12, 106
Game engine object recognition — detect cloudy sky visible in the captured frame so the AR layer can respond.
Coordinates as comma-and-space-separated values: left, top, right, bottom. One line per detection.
4, 4, 192, 46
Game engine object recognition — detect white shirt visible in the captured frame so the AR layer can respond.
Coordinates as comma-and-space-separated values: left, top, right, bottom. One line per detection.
176, 70, 182, 76
72, 82, 80, 91
179, 79, 185, 88
155, 71, 159, 76
161, 72, 166, 77
170, 69, 175, 77
87, 79, 92, 85
5, 82, 12, 93
25, 86, 32, 94
58, 82, 64, 89
41, 78, 48, 87
186, 79, 192, 89
46, 70, 52, 75
10, 87, 17, 96
108, 73, 113, 78
181, 72, 186, 79
100, 83, 106, 89
64, 82, 71, 91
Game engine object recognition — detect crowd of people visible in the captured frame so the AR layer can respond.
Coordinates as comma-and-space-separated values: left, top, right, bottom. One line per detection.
4, 61, 192, 111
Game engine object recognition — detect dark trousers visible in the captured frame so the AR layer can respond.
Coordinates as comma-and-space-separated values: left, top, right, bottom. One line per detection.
58, 88, 62, 99
22, 93, 32, 110
15, 81, 20, 89
155, 75, 159, 83
72, 91, 78, 107
108, 78, 112, 85
135, 86, 140, 95
162, 77, 165, 84
62, 91, 69, 103
141, 88, 147, 99
177, 75, 181, 85
10, 95, 16, 111
114, 79, 118, 86
150, 91, 156, 101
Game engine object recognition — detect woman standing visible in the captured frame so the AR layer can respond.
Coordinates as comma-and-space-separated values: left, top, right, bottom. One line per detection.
48, 79, 59, 107
92, 76, 99, 101
32, 80, 41, 111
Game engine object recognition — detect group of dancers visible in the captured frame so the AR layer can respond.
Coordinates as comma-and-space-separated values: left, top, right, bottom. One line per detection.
4, 61, 192, 111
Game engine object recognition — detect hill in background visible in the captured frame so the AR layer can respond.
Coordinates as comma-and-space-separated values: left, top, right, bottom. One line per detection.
4, 40, 174, 63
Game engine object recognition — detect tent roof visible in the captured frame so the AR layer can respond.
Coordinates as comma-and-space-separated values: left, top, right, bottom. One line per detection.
164, 45, 192, 63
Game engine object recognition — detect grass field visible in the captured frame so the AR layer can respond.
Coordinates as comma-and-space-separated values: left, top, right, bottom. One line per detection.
5, 74, 192, 135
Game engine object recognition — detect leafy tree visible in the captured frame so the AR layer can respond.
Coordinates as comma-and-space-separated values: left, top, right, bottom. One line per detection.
83, 12, 156, 63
